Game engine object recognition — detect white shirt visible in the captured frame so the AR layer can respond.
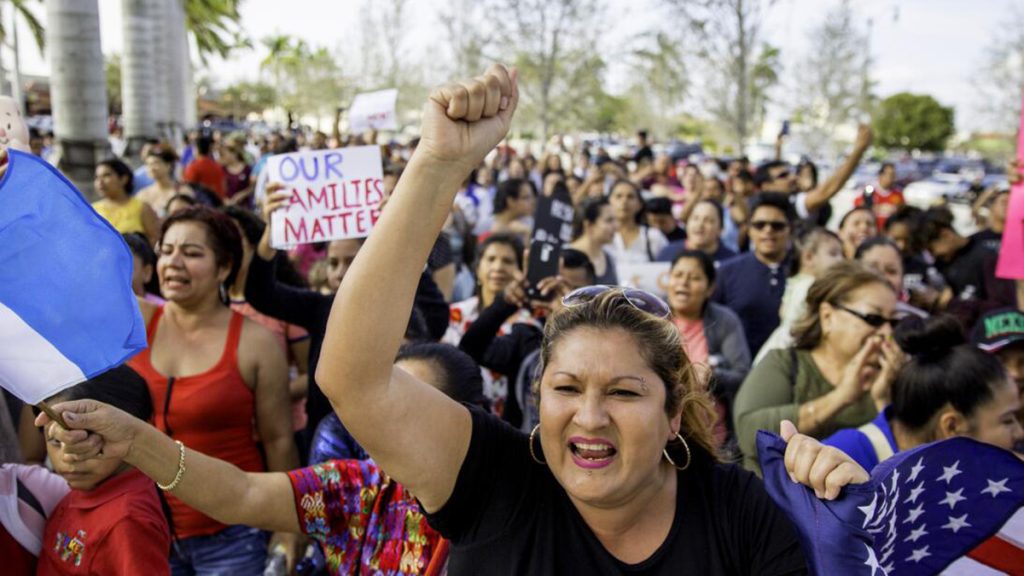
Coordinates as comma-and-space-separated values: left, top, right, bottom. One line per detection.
610, 226, 668, 265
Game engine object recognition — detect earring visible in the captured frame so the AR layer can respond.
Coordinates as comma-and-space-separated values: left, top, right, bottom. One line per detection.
218, 283, 228, 304
663, 432, 692, 471
529, 424, 546, 465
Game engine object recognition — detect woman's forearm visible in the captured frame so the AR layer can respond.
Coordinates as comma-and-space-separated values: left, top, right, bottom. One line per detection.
126, 423, 299, 533
796, 390, 850, 436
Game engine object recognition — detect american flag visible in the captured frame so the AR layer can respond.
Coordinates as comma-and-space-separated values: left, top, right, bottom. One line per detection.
757, 432, 1024, 575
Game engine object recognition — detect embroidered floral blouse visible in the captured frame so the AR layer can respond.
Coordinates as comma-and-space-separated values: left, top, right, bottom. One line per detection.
288, 459, 445, 576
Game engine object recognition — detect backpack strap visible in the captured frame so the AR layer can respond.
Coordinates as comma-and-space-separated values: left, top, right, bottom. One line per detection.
858, 422, 895, 464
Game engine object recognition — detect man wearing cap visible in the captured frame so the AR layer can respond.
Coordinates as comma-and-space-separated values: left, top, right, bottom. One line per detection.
974, 308, 1024, 430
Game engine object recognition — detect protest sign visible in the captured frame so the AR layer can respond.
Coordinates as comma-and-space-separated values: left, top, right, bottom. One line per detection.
997, 93, 1024, 279
526, 184, 575, 298
617, 262, 671, 298
998, 188, 1024, 279
349, 89, 399, 133
267, 146, 384, 249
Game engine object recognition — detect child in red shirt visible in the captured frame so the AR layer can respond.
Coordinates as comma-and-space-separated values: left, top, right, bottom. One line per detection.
35, 366, 170, 575
854, 162, 905, 229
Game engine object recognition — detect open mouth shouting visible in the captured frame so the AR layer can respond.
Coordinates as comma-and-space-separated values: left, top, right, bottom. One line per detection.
162, 274, 191, 290
569, 436, 618, 469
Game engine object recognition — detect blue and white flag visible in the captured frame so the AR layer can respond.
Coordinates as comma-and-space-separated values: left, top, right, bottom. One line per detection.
0, 149, 146, 405
758, 431, 1024, 575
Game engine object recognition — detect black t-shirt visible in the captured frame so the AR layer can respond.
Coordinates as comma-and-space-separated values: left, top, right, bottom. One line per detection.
634, 145, 654, 164
970, 228, 1002, 254
665, 226, 687, 243
902, 254, 947, 293
426, 407, 808, 575
937, 237, 997, 301
427, 234, 455, 272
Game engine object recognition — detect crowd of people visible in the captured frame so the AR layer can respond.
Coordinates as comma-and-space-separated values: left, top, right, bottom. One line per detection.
2, 63, 1023, 575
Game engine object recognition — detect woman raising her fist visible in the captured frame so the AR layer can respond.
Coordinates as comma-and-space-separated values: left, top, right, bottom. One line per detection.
42, 65, 872, 575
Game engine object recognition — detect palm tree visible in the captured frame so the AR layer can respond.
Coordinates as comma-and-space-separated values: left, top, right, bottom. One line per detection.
120, 0, 247, 157
183, 0, 249, 129
121, 0, 159, 156
259, 34, 296, 127
185, 0, 248, 64
0, 0, 45, 112
46, 0, 108, 198
260, 34, 292, 87
50, 0, 248, 192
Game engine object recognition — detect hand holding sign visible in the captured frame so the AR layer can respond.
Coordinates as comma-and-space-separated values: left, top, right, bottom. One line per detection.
265, 146, 385, 249
418, 64, 518, 173
255, 183, 291, 260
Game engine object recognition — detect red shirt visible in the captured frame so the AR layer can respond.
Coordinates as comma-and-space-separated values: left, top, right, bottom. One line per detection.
1, 525, 36, 575
37, 469, 170, 575
129, 307, 265, 538
854, 185, 905, 229
183, 156, 227, 199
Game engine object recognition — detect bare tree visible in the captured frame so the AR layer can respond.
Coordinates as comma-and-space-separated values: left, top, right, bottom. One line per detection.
356, 0, 427, 127
977, 5, 1024, 132
666, 0, 780, 152
481, 0, 606, 140
437, 0, 490, 79
628, 31, 689, 139
790, 0, 874, 156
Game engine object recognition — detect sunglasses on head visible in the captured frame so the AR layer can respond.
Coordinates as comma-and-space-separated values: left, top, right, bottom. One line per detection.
750, 220, 789, 232
833, 303, 901, 329
562, 285, 671, 318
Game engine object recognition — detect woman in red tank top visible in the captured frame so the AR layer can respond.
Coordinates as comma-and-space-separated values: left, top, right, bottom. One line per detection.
130, 206, 299, 574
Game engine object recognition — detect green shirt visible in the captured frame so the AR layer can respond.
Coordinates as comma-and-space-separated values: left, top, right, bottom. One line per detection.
733, 348, 878, 475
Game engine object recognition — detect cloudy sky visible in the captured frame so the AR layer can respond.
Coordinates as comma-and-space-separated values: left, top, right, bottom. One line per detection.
12, 0, 1015, 132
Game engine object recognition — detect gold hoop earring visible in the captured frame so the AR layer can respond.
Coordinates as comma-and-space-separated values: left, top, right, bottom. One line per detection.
663, 432, 691, 471
528, 424, 546, 465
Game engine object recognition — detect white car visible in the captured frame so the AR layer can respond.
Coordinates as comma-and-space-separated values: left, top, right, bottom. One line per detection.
902, 174, 970, 208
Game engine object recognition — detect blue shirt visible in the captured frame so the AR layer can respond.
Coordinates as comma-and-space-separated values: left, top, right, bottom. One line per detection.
822, 408, 898, 471
132, 165, 154, 194
711, 252, 787, 356
657, 241, 737, 269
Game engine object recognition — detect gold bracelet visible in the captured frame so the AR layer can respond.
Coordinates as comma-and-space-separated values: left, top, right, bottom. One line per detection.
157, 440, 186, 491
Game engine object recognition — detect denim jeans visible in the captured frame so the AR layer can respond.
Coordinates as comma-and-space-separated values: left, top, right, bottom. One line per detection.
170, 524, 269, 576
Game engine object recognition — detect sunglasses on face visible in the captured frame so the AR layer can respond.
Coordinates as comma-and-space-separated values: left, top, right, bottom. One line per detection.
833, 303, 901, 329
750, 220, 789, 232
562, 285, 671, 318
772, 170, 792, 180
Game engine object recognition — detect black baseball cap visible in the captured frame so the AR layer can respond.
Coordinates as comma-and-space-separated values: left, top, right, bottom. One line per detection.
645, 197, 673, 216
972, 308, 1024, 353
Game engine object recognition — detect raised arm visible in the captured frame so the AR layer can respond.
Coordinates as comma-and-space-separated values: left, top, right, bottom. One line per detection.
315, 65, 518, 513
803, 124, 872, 213
245, 187, 331, 329
37, 400, 299, 533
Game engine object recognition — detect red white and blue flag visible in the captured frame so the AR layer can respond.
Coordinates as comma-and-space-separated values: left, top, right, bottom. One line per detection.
758, 432, 1024, 575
